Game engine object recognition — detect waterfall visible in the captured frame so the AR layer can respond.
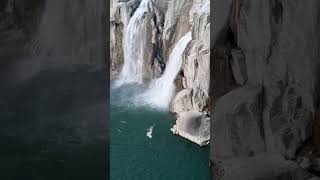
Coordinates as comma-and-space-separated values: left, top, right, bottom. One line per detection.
138, 32, 192, 110
116, 0, 152, 86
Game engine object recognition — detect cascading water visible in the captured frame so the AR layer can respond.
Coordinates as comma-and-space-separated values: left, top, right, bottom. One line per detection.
137, 32, 192, 110
116, 0, 153, 86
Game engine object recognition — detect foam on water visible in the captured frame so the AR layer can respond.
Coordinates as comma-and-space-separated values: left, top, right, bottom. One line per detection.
146, 125, 155, 138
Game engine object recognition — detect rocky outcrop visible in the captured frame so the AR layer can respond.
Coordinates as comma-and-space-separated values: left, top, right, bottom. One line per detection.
171, 111, 210, 146
211, 0, 320, 179
170, 0, 210, 146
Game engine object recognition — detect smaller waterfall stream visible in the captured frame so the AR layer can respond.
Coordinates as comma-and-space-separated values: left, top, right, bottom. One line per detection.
137, 32, 192, 110
116, 0, 152, 86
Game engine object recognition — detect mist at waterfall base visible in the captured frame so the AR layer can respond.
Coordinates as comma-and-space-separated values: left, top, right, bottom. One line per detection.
110, 84, 210, 180
135, 32, 192, 110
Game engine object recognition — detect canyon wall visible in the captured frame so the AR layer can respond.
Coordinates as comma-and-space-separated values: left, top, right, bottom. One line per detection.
211, 0, 320, 179
170, 0, 210, 146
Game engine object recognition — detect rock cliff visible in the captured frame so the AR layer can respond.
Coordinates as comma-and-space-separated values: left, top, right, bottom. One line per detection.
170, 0, 210, 146
211, 0, 320, 179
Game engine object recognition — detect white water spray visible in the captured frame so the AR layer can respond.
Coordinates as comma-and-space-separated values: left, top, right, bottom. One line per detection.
116, 0, 153, 86
146, 125, 155, 138
138, 32, 192, 110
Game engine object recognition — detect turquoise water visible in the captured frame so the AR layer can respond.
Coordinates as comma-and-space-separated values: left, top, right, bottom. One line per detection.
110, 83, 210, 180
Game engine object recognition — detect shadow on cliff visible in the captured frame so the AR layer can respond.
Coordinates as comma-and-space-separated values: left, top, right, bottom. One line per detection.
210, 0, 320, 179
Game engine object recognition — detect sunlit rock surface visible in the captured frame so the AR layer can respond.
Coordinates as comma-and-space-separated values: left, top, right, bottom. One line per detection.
170, 0, 210, 146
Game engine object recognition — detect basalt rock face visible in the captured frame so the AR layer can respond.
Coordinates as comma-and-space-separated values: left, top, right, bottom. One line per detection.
211, 0, 320, 179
